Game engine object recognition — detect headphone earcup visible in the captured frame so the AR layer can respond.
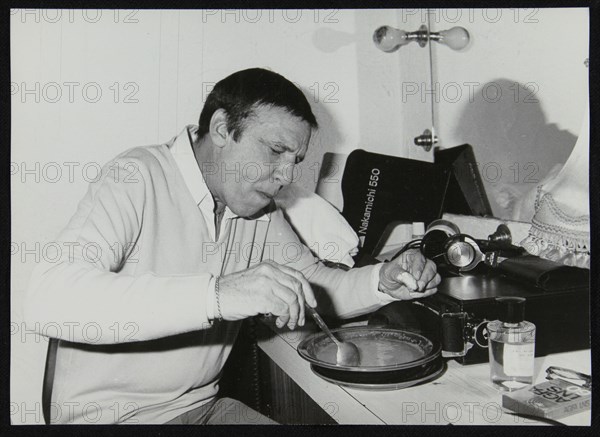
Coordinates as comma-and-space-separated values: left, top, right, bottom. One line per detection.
421, 220, 460, 262
420, 229, 450, 260
443, 234, 481, 270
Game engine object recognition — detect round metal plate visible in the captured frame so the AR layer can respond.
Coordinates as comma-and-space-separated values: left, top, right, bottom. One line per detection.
297, 326, 441, 372
311, 362, 446, 391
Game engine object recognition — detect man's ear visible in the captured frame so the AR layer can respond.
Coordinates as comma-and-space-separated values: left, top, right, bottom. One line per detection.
209, 109, 230, 148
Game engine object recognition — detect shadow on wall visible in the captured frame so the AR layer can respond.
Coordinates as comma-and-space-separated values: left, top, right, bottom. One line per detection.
312, 27, 355, 53
453, 78, 577, 220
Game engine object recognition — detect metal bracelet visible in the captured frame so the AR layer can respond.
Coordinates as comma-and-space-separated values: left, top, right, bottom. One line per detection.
215, 276, 223, 322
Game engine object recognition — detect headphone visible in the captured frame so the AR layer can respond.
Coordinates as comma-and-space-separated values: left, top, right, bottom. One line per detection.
420, 220, 511, 272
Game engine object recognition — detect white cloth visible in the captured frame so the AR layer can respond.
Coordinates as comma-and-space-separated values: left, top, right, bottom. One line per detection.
519, 109, 590, 268
274, 184, 359, 267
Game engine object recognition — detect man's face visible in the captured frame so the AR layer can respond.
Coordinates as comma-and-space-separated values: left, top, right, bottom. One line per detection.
217, 105, 312, 217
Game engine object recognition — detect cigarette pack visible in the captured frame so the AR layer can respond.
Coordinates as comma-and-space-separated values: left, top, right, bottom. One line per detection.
502, 379, 591, 420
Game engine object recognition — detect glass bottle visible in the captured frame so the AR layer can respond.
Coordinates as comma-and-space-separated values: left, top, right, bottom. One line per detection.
487, 297, 536, 391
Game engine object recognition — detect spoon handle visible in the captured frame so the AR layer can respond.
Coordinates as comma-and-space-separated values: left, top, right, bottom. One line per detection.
305, 305, 341, 346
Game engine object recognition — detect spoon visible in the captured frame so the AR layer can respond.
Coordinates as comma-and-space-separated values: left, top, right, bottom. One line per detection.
305, 305, 361, 367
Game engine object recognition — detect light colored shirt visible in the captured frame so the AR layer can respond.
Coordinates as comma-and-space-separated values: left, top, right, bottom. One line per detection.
25, 126, 393, 424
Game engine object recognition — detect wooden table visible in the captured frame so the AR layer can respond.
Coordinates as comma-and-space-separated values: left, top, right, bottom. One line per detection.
256, 320, 591, 425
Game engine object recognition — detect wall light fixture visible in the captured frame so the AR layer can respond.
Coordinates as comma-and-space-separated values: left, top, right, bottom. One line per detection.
373, 24, 470, 53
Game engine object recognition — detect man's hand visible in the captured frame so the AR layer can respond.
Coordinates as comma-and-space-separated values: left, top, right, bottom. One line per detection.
218, 260, 317, 330
378, 249, 441, 300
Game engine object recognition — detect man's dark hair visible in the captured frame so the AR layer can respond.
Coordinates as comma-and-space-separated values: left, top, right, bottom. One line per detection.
198, 68, 318, 142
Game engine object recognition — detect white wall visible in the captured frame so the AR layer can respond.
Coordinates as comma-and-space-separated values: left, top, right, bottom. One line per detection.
10, 8, 589, 424
427, 8, 589, 217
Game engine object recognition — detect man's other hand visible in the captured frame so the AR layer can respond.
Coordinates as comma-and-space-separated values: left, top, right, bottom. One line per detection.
378, 249, 441, 300
218, 260, 317, 330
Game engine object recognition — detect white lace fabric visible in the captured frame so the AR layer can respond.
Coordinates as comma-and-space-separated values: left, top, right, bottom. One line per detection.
521, 186, 590, 268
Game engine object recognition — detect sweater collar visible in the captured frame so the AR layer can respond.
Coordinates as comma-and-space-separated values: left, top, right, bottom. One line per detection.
168, 125, 270, 222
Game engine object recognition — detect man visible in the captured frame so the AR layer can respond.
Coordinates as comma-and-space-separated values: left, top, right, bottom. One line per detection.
25, 68, 440, 424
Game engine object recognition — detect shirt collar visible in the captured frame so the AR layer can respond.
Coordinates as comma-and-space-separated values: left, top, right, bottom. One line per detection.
168, 125, 270, 222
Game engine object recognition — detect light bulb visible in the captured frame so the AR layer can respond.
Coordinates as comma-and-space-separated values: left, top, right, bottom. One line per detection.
373, 26, 408, 53
438, 27, 470, 51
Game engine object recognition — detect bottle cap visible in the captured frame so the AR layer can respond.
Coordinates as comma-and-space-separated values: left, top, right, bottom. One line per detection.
495, 296, 526, 323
